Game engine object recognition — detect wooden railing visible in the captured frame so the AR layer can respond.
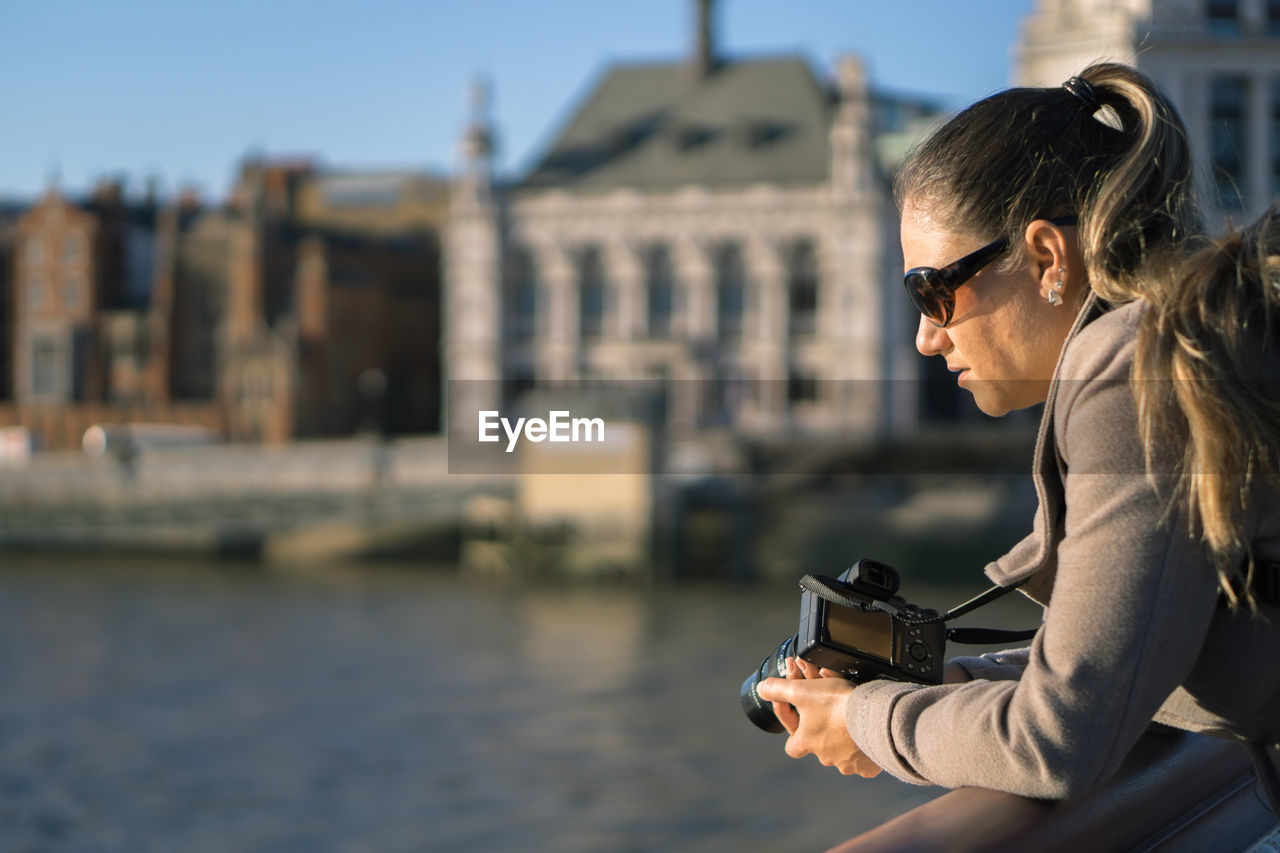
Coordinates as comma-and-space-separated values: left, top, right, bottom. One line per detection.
828, 731, 1278, 852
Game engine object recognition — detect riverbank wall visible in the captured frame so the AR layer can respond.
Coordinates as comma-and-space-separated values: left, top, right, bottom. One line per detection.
0, 427, 1041, 583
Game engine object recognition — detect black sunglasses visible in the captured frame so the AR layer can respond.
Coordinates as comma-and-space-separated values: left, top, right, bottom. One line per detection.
904, 215, 1078, 327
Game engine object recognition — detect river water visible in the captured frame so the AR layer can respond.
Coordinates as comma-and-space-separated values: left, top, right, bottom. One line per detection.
0, 556, 1041, 852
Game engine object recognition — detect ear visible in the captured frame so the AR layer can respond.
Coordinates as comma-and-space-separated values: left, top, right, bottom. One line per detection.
1023, 219, 1073, 303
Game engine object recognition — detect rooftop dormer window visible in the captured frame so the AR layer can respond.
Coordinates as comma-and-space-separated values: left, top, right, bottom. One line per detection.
740, 120, 786, 150
1206, 0, 1241, 35
675, 124, 717, 151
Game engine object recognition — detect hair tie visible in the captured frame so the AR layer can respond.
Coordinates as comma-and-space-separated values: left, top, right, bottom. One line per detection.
1062, 76, 1101, 114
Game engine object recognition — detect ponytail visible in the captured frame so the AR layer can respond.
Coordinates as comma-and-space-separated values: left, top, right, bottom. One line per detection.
1133, 212, 1280, 609
1073, 63, 1201, 302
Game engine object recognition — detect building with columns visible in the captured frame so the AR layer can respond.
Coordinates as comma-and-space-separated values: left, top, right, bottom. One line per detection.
444, 1, 945, 441
1017, 0, 1280, 220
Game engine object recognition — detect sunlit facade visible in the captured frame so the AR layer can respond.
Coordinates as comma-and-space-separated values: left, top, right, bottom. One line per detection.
1017, 0, 1280, 221
445, 8, 945, 439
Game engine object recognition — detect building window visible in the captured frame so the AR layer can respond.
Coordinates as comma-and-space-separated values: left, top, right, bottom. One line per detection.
1267, 0, 1280, 35
24, 237, 43, 266
504, 370, 535, 406
242, 365, 272, 402
705, 368, 747, 425
31, 335, 63, 397
28, 276, 44, 310
505, 245, 538, 339
788, 368, 818, 405
715, 242, 746, 339
578, 245, 606, 340
1210, 75, 1249, 210
1206, 0, 1241, 35
788, 239, 819, 337
62, 234, 81, 262
64, 277, 79, 311
645, 243, 676, 338
1272, 79, 1280, 199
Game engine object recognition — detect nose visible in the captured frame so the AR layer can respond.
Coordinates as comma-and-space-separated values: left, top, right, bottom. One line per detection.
915, 314, 950, 357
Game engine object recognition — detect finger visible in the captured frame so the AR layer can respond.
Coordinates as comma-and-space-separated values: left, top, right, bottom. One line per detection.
795, 658, 823, 679
853, 755, 884, 778
785, 736, 810, 760
818, 667, 844, 679
785, 657, 798, 678
756, 676, 793, 704
772, 700, 799, 735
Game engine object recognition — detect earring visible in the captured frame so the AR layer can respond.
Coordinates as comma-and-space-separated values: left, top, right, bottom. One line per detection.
1054, 267, 1065, 290
1048, 291, 1062, 306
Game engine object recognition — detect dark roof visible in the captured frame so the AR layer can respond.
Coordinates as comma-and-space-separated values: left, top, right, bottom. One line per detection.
520, 56, 835, 192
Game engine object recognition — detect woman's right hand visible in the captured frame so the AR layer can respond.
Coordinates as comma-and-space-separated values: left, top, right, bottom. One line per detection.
758, 657, 883, 778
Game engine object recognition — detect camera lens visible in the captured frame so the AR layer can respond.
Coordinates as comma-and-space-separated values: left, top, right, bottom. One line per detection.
739, 634, 797, 733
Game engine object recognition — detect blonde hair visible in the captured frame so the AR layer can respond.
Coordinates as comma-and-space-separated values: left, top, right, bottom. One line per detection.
1132, 213, 1280, 608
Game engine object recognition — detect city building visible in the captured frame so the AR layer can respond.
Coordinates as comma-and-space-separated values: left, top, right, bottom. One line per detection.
444, 0, 949, 441
1017, 0, 1280, 220
1, 163, 445, 449
191, 159, 444, 442
0, 180, 207, 448
0, 201, 24, 403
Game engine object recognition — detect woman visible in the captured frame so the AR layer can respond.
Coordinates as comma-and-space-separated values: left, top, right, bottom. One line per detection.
756, 63, 1280, 807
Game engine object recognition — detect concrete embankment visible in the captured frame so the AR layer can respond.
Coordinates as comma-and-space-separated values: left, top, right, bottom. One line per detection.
0, 437, 511, 563
0, 427, 1044, 581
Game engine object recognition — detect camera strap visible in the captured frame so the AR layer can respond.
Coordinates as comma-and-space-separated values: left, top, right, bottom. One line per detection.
798, 574, 1039, 645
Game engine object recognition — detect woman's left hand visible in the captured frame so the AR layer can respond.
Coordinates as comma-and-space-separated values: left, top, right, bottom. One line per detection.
755, 657, 884, 778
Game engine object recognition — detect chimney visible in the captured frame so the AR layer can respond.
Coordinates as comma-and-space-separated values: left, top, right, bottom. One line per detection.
92, 178, 124, 207
693, 0, 717, 77
143, 174, 161, 207
177, 186, 201, 214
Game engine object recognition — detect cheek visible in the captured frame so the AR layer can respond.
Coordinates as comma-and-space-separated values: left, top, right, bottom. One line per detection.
952, 282, 979, 322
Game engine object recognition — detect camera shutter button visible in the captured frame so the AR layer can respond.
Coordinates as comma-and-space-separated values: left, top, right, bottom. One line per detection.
908, 641, 928, 662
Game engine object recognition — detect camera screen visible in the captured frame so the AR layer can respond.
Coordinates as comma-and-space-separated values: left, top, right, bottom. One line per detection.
826, 604, 893, 662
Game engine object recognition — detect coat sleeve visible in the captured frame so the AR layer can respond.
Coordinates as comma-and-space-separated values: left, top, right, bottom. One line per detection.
844, 344, 1222, 797
949, 647, 1032, 682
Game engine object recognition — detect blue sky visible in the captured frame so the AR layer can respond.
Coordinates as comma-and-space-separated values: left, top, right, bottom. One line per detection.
1, 0, 1033, 201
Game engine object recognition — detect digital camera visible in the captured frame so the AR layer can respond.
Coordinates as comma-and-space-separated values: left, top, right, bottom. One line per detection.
740, 559, 946, 733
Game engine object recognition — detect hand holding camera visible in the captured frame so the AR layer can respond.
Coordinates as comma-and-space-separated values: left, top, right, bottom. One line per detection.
756, 657, 884, 778
740, 555, 1036, 773
740, 559, 947, 734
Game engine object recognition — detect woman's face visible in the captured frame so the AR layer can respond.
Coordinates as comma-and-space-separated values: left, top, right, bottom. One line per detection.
900, 203, 1081, 416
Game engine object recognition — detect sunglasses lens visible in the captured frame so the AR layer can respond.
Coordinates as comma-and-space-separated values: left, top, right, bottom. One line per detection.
904, 272, 951, 327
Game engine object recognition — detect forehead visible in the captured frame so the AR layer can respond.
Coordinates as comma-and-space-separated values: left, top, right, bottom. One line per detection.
900, 204, 990, 271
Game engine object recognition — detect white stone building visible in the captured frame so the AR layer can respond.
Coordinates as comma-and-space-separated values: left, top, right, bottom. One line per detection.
1017, 0, 1280, 221
444, 1, 946, 442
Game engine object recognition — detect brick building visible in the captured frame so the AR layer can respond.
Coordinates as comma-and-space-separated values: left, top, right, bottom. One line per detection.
2, 163, 444, 450
0, 202, 23, 403
210, 159, 444, 441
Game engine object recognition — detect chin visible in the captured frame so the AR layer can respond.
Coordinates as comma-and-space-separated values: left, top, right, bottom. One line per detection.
965, 379, 1040, 417
970, 392, 1012, 417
